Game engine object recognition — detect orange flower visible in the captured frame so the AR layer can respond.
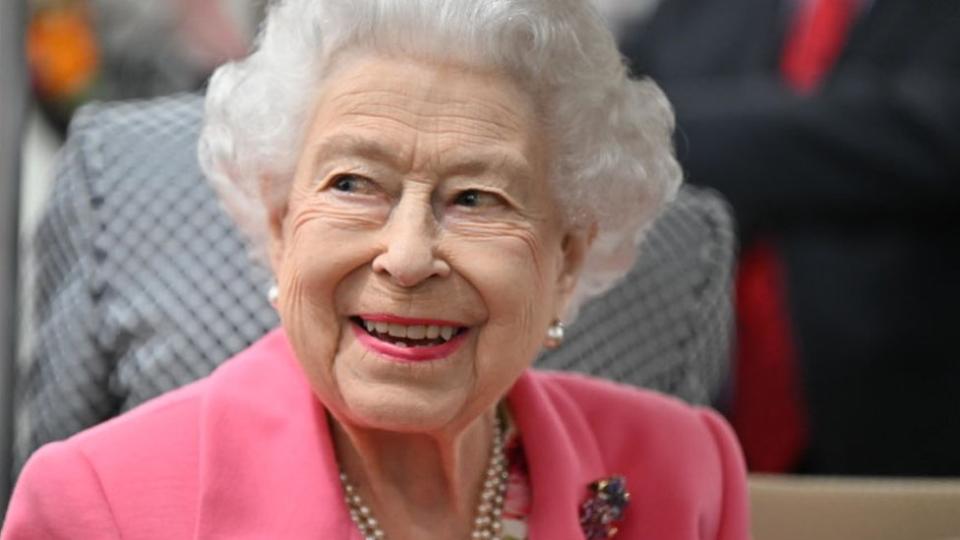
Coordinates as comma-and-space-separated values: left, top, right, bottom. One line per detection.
27, 6, 99, 98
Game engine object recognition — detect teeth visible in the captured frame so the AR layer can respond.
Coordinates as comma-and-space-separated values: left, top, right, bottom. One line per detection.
406, 325, 427, 339
359, 318, 460, 343
439, 326, 454, 341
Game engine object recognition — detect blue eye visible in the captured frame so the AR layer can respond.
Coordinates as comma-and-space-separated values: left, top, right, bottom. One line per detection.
455, 190, 482, 207
454, 189, 503, 208
333, 175, 363, 192
330, 174, 381, 196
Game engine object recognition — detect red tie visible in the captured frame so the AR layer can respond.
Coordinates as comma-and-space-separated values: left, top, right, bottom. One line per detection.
731, 0, 859, 472
782, 0, 861, 94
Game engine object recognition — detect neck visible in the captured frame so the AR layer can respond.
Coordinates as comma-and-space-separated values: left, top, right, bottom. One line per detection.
331, 407, 498, 539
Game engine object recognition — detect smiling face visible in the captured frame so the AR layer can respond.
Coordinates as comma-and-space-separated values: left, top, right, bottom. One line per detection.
268, 53, 588, 435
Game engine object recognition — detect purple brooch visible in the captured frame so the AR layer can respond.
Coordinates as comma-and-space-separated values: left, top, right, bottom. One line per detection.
579, 475, 630, 539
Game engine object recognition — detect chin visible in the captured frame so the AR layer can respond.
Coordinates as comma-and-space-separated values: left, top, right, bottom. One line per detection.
335, 382, 468, 434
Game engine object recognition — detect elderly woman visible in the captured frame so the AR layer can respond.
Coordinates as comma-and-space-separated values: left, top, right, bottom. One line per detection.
2, 0, 748, 538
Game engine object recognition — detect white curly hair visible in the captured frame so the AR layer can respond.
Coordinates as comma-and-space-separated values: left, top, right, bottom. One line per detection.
198, 0, 682, 318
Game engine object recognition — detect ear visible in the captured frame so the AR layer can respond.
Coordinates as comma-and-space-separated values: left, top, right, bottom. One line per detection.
263, 177, 290, 277
555, 222, 597, 315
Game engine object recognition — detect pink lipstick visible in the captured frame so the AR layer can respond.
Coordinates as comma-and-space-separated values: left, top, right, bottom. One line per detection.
350, 315, 469, 362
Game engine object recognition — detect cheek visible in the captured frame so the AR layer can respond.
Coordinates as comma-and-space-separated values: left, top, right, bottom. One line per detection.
281, 212, 376, 307
447, 226, 562, 358
275, 208, 383, 386
278, 195, 388, 303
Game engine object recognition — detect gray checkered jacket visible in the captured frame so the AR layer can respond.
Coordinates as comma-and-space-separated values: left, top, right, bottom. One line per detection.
14, 94, 735, 472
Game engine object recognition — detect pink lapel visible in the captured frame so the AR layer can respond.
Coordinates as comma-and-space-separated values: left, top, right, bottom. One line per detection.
192, 331, 611, 539
193, 329, 362, 539
507, 371, 607, 539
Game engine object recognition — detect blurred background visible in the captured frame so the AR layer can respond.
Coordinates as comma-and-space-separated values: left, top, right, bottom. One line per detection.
19, 0, 266, 224
2, 0, 269, 518
2, 0, 959, 537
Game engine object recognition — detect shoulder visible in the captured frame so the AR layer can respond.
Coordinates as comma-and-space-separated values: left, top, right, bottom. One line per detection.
526, 369, 743, 485
4, 377, 208, 538
61, 328, 291, 467
3, 384, 204, 539
4, 330, 296, 538
520, 370, 750, 538
3, 440, 122, 539
530, 369, 726, 434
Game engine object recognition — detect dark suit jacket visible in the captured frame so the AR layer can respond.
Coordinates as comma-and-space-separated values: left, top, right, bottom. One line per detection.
621, 0, 960, 475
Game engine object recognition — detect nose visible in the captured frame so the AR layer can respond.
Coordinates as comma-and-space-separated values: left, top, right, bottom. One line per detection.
371, 197, 451, 287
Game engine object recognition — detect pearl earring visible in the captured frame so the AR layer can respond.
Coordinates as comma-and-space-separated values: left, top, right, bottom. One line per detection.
267, 283, 279, 305
544, 320, 566, 349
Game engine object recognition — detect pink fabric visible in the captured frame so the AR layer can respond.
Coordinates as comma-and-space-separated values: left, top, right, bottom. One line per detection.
2, 329, 749, 539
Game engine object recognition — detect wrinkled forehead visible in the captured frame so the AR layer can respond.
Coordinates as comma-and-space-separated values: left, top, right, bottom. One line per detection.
303, 53, 549, 181
321, 56, 532, 128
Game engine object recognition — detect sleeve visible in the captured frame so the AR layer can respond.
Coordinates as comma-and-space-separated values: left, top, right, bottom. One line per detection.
14, 105, 121, 472
624, 2, 960, 237
664, 64, 960, 235
1, 442, 121, 539
698, 409, 751, 540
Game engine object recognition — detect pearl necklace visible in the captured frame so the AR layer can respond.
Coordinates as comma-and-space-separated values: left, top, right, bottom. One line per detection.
339, 415, 509, 540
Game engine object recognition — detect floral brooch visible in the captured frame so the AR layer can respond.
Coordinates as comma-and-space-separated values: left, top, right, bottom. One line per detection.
579, 475, 630, 539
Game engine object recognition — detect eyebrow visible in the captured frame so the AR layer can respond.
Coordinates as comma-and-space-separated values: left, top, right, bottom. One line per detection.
311, 133, 407, 172
437, 149, 535, 188
310, 133, 536, 187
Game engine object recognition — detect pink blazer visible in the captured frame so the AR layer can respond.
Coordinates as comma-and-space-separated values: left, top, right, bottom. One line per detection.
2, 329, 749, 539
